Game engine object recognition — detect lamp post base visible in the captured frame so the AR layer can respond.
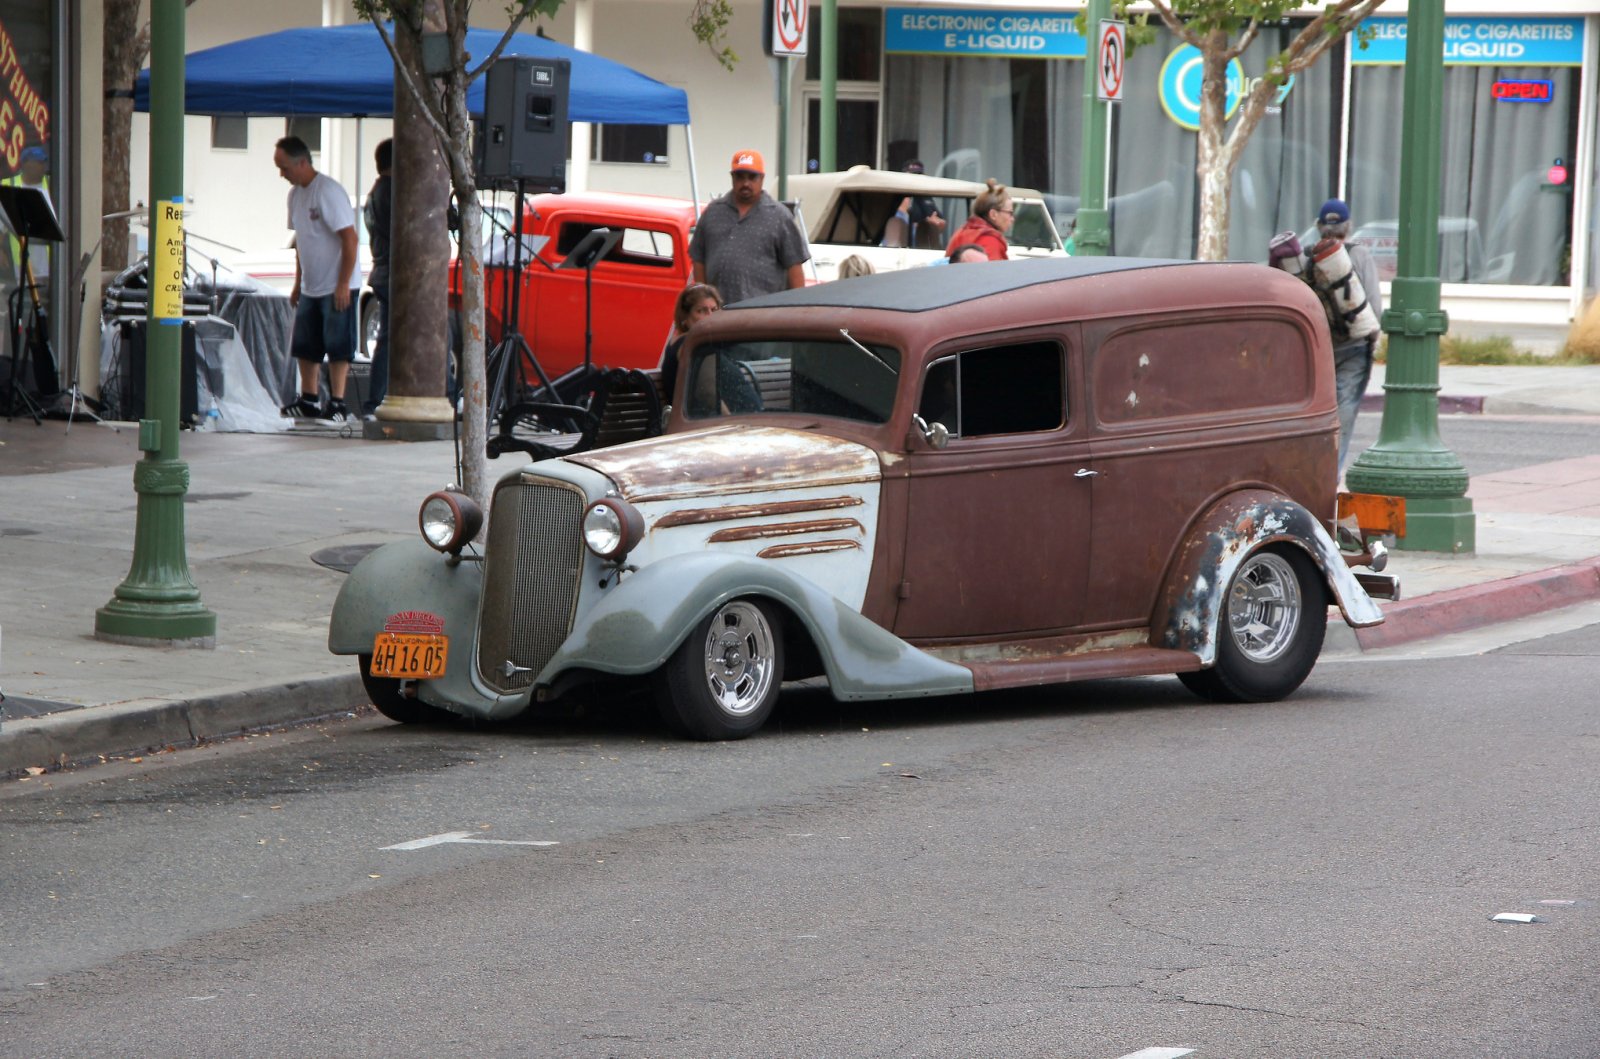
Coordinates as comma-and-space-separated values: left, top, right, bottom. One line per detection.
1392, 496, 1476, 555
94, 599, 217, 648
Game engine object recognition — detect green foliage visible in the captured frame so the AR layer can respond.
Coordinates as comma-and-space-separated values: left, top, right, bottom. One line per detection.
1381, 333, 1600, 366
691, 0, 738, 71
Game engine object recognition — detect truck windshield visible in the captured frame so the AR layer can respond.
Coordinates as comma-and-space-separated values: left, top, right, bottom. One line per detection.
685, 338, 901, 424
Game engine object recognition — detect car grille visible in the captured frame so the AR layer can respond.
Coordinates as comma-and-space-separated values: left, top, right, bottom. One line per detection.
476, 475, 587, 694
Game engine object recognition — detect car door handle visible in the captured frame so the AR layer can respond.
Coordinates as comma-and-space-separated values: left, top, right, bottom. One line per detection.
1074, 468, 1099, 478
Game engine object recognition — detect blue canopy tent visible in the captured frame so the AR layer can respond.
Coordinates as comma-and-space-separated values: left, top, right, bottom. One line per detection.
135, 24, 699, 198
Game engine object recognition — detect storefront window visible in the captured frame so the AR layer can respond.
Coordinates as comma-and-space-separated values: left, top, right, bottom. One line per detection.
1105, 22, 1338, 259
806, 6, 882, 83
1347, 16, 1583, 286
882, 13, 1337, 259
0, 3, 57, 329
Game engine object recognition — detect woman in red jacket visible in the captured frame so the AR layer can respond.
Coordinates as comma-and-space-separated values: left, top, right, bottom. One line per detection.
945, 179, 1015, 261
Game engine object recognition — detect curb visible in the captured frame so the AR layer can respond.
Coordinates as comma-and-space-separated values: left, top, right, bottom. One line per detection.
1354, 557, 1600, 651
0, 674, 368, 779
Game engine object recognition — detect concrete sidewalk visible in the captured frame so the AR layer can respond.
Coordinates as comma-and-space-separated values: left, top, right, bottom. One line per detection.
5, 364, 1600, 777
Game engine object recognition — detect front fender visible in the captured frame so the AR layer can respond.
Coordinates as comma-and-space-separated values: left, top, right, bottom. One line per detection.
1154, 490, 1385, 666
329, 539, 484, 654
541, 552, 973, 701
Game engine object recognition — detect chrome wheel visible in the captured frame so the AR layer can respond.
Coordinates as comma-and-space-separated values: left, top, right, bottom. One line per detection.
1225, 550, 1303, 664
655, 597, 786, 739
701, 600, 778, 717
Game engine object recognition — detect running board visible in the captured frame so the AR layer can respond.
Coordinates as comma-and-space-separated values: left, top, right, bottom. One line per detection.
925, 642, 1204, 693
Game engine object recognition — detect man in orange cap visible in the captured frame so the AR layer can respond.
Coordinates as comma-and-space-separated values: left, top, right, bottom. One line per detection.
689, 148, 810, 304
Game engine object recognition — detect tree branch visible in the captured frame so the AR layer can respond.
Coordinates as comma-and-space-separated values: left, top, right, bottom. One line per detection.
1221, 19, 1260, 62
1143, 0, 1205, 51
368, 18, 452, 144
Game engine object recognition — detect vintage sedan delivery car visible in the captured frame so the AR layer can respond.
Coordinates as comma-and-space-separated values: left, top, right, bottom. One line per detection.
330, 257, 1397, 739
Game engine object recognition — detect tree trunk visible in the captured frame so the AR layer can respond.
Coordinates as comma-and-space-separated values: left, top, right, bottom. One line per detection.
443, 75, 489, 521
388, 15, 452, 419
1194, 34, 1234, 261
102, 0, 150, 275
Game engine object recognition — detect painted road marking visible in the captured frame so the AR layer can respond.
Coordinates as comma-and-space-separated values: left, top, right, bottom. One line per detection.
1116, 1049, 1195, 1059
382, 831, 560, 851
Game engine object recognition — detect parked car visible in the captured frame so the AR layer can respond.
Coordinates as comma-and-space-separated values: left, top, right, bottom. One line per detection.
786, 165, 1068, 280
329, 256, 1397, 740
449, 190, 698, 382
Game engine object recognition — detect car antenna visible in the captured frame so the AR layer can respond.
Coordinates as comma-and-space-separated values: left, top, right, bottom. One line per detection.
839, 328, 893, 371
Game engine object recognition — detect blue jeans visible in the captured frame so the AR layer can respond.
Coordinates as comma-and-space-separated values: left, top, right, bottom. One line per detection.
290, 292, 357, 364
363, 282, 389, 415
1334, 338, 1374, 472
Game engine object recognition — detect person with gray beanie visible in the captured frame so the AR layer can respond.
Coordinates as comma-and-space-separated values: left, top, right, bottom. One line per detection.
1315, 198, 1384, 474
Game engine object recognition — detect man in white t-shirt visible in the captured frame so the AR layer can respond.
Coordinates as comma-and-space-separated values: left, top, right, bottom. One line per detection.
273, 135, 359, 421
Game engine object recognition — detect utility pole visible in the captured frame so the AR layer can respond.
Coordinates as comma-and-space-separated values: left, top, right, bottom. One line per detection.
1345, 0, 1475, 553
1075, 0, 1111, 256
95, 0, 217, 646
819, 0, 837, 172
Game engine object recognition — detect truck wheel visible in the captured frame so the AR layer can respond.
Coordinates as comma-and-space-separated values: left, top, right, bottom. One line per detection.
359, 655, 457, 725
1178, 547, 1326, 703
654, 599, 784, 740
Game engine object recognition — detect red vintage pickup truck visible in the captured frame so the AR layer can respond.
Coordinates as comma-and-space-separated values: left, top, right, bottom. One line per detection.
451, 191, 698, 383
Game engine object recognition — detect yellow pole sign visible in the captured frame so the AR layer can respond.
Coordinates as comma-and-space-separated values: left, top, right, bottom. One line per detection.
152, 197, 185, 322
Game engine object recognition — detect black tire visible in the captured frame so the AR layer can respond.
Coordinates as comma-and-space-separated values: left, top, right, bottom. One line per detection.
1178, 546, 1327, 703
359, 655, 458, 725
653, 599, 785, 740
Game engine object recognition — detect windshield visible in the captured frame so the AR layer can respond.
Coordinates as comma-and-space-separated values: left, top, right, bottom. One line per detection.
1008, 201, 1059, 251
685, 338, 902, 424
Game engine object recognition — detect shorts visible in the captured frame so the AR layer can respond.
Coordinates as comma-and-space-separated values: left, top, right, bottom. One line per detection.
290, 292, 358, 364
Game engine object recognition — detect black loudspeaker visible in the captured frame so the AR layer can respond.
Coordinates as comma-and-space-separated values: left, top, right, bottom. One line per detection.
118, 320, 200, 424
479, 57, 570, 189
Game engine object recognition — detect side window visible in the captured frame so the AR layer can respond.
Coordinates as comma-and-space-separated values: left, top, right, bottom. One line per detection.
1093, 317, 1311, 426
555, 222, 676, 268
918, 341, 1065, 439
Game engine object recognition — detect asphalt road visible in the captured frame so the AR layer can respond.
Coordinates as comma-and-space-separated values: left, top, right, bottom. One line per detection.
3, 622, 1598, 1058
1350, 408, 1600, 476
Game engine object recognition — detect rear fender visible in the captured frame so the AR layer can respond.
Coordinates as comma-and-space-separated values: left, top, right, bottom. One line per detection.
540, 551, 973, 701
1154, 490, 1384, 666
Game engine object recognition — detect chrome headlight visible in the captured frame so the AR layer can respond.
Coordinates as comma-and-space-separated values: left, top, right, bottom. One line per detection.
582, 497, 644, 561
419, 489, 483, 554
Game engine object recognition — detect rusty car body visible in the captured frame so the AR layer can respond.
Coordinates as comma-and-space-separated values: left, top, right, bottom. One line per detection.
329, 256, 1396, 739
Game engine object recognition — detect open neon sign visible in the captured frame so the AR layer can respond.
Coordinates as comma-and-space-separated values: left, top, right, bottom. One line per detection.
1492, 79, 1554, 103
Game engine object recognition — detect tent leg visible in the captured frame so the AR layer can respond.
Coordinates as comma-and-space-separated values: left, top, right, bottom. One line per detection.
685, 124, 701, 219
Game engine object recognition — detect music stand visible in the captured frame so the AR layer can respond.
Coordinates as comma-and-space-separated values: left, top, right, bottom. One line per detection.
1, 184, 63, 422
557, 226, 622, 379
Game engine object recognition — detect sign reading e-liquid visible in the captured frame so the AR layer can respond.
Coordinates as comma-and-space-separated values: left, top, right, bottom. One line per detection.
153, 197, 184, 323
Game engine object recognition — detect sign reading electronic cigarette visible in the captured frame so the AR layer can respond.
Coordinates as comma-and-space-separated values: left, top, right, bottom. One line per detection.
153, 198, 185, 323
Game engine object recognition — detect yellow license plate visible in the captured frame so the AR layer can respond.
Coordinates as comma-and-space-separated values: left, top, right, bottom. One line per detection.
371, 632, 448, 679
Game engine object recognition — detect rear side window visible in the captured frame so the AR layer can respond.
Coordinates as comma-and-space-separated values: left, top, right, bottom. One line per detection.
556, 222, 676, 268
918, 341, 1065, 439
1093, 317, 1311, 426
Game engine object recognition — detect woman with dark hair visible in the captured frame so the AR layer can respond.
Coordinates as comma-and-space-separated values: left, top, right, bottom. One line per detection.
661, 283, 723, 400
944, 179, 1014, 261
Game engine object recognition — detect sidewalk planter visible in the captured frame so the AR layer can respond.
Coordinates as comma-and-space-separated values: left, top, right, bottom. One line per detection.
329, 257, 1393, 739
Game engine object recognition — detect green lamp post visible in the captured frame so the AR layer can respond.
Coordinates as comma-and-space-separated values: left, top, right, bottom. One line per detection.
1074, 0, 1112, 257
1344, 0, 1475, 554
95, 0, 217, 646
